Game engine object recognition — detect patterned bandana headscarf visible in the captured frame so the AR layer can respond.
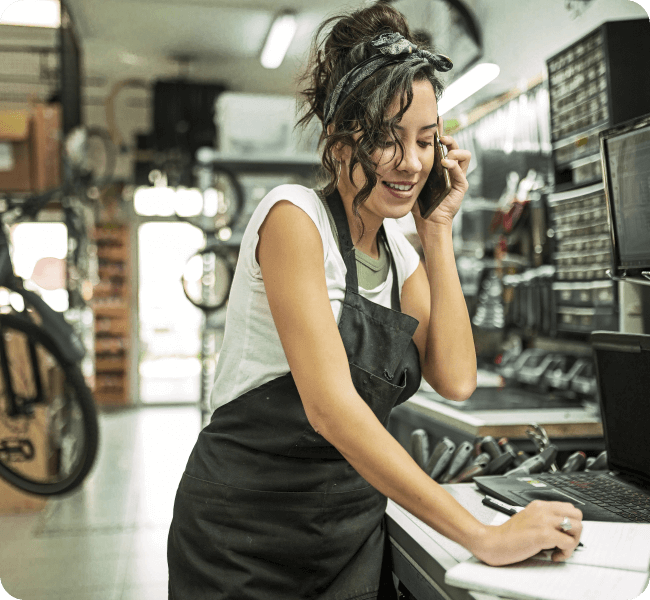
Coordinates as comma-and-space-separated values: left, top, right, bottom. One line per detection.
322, 31, 453, 130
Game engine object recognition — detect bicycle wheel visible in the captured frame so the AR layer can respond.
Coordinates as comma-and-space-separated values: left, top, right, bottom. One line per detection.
181, 243, 238, 311
0, 313, 99, 496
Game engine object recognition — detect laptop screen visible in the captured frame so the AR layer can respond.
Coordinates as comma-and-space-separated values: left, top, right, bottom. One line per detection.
591, 331, 650, 485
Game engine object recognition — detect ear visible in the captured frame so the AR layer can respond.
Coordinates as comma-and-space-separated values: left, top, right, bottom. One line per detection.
337, 143, 352, 164
327, 123, 346, 163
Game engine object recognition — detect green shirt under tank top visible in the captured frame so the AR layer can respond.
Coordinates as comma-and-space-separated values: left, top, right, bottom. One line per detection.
318, 193, 390, 289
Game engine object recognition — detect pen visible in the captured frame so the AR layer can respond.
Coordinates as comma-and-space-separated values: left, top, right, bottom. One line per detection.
482, 495, 518, 516
482, 496, 583, 548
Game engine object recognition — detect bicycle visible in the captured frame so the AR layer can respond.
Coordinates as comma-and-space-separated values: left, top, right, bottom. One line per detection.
172, 164, 244, 422
0, 136, 109, 495
153, 161, 243, 314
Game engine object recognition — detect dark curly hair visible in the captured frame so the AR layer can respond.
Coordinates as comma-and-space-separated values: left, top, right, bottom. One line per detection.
297, 2, 447, 229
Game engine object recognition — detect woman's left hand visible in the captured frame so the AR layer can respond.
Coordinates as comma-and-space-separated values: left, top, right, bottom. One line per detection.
412, 120, 471, 228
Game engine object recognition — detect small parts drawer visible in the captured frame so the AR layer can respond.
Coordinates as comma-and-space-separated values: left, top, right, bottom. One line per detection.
556, 306, 617, 332
553, 281, 616, 306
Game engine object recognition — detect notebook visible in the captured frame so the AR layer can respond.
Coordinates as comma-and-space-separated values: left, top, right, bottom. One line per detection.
474, 331, 650, 522
445, 520, 650, 600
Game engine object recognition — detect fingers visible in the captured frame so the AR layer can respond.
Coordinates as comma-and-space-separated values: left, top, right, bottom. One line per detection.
483, 500, 584, 566
534, 500, 583, 529
549, 530, 582, 562
442, 158, 468, 196
439, 134, 457, 150
560, 504, 584, 521
445, 149, 471, 162
544, 502, 584, 536
529, 500, 583, 520
520, 500, 583, 558
558, 515, 583, 552
444, 150, 471, 174
440, 136, 471, 175
535, 501, 583, 562
442, 157, 461, 175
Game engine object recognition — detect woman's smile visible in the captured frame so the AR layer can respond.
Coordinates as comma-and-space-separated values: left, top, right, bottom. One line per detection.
382, 181, 415, 192
381, 180, 418, 197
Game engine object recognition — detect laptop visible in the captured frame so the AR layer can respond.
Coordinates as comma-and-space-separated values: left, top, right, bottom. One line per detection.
474, 331, 650, 522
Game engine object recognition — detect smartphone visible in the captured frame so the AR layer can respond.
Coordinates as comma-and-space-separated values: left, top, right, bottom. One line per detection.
417, 130, 452, 218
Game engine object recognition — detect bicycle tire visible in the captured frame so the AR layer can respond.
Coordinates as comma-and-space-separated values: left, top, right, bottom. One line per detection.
178, 166, 245, 234
0, 313, 99, 496
212, 165, 245, 231
181, 243, 237, 312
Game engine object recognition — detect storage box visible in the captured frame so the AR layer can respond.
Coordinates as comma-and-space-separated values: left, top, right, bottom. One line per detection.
0, 328, 61, 513
0, 104, 62, 193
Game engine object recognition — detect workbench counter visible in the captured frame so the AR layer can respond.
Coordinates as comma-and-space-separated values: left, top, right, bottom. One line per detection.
389, 388, 603, 454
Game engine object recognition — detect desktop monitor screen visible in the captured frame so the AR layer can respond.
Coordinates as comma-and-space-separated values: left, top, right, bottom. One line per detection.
600, 115, 650, 278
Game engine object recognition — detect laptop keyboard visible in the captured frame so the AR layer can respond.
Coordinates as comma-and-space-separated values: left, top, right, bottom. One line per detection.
536, 472, 650, 523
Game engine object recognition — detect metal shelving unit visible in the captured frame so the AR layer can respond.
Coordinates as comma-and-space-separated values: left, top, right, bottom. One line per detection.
545, 18, 650, 337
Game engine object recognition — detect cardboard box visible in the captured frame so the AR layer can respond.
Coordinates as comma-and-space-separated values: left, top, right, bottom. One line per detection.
0, 104, 62, 193
0, 110, 31, 191
0, 328, 61, 513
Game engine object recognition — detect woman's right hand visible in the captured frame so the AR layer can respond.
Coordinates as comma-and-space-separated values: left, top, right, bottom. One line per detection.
472, 500, 584, 566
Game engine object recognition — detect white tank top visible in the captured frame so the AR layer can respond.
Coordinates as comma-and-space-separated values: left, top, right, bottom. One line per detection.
209, 184, 421, 411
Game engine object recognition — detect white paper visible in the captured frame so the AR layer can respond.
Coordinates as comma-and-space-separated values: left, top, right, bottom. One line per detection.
490, 519, 650, 573
446, 521, 650, 600
446, 557, 649, 600
543, 522, 650, 572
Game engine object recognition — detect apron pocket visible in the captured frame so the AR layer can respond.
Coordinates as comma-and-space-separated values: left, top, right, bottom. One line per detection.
286, 363, 407, 457
169, 472, 387, 600
349, 363, 407, 423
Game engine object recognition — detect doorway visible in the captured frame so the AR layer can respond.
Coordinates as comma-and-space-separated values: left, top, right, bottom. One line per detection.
137, 222, 204, 404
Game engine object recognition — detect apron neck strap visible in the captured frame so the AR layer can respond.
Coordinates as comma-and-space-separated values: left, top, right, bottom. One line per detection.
324, 188, 359, 291
323, 188, 401, 311
381, 227, 402, 313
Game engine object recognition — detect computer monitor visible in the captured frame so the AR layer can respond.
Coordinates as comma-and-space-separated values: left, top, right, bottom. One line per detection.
600, 114, 650, 281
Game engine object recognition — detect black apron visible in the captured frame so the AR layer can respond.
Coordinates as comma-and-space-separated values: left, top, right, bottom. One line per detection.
168, 189, 422, 600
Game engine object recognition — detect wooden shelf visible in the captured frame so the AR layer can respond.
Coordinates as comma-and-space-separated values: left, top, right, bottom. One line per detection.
98, 265, 127, 279
95, 356, 128, 372
97, 246, 128, 262
93, 223, 131, 406
95, 316, 129, 335
92, 301, 129, 317
95, 390, 131, 406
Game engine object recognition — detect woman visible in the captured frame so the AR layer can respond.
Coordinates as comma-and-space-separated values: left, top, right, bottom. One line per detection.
167, 4, 583, 599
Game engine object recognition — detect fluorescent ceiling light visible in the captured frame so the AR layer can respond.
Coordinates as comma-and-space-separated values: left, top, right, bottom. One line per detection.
438, 63, 500, 116
0, 0, 60, 27
260, 12, 297, 70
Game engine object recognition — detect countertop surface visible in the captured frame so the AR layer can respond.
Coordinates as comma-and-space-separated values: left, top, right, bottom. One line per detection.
403, 385, 603, 440
386, 483, 505, 600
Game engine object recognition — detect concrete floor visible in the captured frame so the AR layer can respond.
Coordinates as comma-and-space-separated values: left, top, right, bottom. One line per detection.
0, 406, 202, 600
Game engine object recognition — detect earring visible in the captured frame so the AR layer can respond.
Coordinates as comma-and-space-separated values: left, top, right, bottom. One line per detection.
335, 160, 342, 188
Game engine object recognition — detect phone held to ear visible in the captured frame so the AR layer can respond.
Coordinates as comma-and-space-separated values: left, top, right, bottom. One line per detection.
417, 130, 452, 219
